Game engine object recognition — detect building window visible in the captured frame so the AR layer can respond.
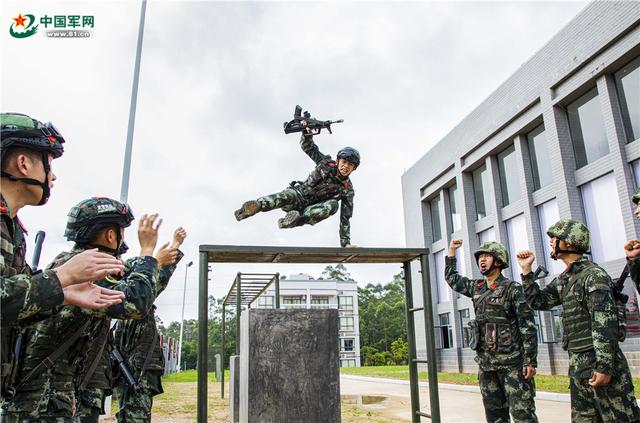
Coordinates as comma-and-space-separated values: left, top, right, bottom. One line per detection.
434, 250, 450, 303
341, 338, 355, 352
568, 87, 609, 168
338, 296, 354, 311
257, 296, 274, 308
527, 125, 553, 190
454, 242, 467, 277
283, 296, 306, 305
552, 308, 563, 342
446, 184, 462, 233
505, 214, 528, 282
439, 313, 453, 349
472, 164, 493, 220
430, 195, 442, 242
580, 172, 626, 263
536, 199, 566, 276
340, 359, 356, 368
459, 309, 471, 348
497, 145, 521, 206
340, 317, 355, 331
615, 56, 640, 143
478, 227, 496, 244
633, 159, 640, 188
311, 296, 329, 305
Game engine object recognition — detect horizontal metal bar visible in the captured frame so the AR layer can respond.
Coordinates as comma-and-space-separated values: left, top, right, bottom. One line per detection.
409, 306, 424, 312
412, 359, 428, 363
416, 411, 431, 418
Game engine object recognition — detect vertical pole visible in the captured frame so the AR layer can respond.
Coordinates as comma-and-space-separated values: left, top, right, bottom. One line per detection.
403, 261, 420, 423
221, 305, 226, 399
420, 253, 440, 423
275, 272, 281, 308
197, 252, 208, 423
120, 0, 147, 203
178, 261, 193, 372
236, 273, 242, 355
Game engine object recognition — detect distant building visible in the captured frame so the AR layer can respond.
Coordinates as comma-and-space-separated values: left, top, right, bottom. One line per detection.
255, 273, 361, 367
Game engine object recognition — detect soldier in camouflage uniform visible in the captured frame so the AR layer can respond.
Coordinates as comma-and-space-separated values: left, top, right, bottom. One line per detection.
446, 239, 538, 423
517, 219, 640, 422
234, 128, 359, 247
75, 228, 185, 423
623, 189, 640, 290
113, 227, 186, 423
1, 114, 125, 401
1, 198, 162, 422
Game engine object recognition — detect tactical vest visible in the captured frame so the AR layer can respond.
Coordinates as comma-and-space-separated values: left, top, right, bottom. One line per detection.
1, 210, 28, 399
472, 280, 520, 354
561, 262, 596, 352
297, 159, 348, 204
114, 306, 165, 379
76, 318, 112, 392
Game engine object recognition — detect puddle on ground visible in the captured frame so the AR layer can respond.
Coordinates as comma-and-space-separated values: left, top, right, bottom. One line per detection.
341, 395, 387, 405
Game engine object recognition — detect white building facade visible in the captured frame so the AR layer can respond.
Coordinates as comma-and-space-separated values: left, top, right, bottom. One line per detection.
255, 273, 361, 367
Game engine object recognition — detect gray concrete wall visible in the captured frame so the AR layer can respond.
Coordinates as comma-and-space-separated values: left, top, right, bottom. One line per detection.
229, 355, 240, 423
239, 309, 341, 423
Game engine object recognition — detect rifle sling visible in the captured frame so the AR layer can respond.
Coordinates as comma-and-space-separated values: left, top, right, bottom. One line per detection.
137, 330, 159, 383
18, 319, 91, 387
78, 322, 110, 391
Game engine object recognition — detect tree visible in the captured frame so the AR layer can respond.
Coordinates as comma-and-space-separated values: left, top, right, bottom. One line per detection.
319, 264, 352, 281
358, 272, 408, 363
391, 338, 408, 365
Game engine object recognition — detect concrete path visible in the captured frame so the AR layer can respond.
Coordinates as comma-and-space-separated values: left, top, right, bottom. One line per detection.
340, 375, 571, 422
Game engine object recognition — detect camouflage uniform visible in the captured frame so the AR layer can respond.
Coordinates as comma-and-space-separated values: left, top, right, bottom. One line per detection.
522, 219, 640, 422
628, 190, 640, 291
113, 252, 182, 422
0, 247, 158, 421
246, 134, 355, 247
445, 242, 538, 423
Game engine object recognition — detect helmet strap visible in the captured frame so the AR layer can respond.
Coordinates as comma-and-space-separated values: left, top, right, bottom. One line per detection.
0, 152, 50, 205
551, 238, 581, 260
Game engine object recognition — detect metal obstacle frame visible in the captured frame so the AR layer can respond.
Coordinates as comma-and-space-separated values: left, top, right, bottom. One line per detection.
220, 272, 281, 398
197, 245, 440, 423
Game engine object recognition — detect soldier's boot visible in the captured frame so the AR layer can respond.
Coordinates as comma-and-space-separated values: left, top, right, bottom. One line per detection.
234, 200, 261, 221
278, 211, 309, 229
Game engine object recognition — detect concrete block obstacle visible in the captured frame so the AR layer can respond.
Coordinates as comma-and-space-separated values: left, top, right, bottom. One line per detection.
215, 353, 221, 382
239, 309, 341, 423
230, 355, 240, 423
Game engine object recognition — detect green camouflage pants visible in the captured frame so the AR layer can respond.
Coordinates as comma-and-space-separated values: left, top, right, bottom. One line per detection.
569, 349, 640, 422
74, 387, 106, 423
114, 379, 153, 423
257, 188, 339, 225
0, 413, 71, 423
478, 367, 538, 423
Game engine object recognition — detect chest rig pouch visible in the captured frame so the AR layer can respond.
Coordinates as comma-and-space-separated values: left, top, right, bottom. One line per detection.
473, 282, 516, 353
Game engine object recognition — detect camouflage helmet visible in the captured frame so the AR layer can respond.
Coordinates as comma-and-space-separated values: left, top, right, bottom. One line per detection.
546, 219, 590, 253
337, 147, 360, 168
64, 197, 134, 245
473, 241, 509, 269
0, 112, 65, 165
632, 188, 640, 205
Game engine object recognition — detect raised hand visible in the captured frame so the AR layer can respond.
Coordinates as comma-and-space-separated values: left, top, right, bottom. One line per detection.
624, 240, 640, 259
171, 227, 187, 249
155, 242, 179, 267
138, 213, 162, 257
448, 239, 463, 256
55, 249, 125, 287
516, 250, 536, 274
62, 282, 125, 309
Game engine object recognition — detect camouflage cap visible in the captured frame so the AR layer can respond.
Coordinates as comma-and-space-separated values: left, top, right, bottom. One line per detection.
632, 188, 640, 205
474, 241, 509, 269
546, 218, 590, 252
64, 197, 134, 244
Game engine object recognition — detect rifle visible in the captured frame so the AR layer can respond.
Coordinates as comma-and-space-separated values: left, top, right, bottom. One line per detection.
613, 264, 630, 303
31, 230, 45, 271
283, 105, 343, 135
110, 340, 140, 392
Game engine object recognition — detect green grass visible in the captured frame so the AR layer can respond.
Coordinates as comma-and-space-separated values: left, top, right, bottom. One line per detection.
162, 369, 228, 383
341, 365, 640, 394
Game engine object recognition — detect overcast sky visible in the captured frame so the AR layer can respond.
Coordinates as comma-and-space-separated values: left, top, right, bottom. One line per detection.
2, 0, 587, 324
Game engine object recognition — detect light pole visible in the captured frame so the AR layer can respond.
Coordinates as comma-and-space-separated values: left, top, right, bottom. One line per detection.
178, 260, 193, 371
